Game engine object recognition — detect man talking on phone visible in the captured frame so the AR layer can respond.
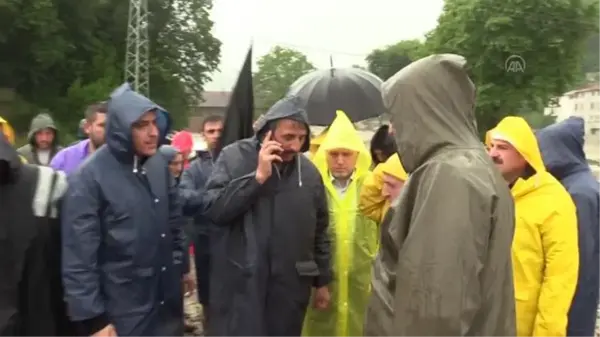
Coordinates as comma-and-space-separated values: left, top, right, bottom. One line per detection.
201, 95, 332, 336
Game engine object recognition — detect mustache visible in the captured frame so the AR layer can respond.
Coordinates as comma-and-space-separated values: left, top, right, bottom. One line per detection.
492, 156, 503, 164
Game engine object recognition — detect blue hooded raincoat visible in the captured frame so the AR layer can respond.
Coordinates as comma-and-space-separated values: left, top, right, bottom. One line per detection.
537, 116, 600, 337
61, 86, 187, 336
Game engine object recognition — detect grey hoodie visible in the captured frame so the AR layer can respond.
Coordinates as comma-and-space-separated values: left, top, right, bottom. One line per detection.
17, 113, 62, 165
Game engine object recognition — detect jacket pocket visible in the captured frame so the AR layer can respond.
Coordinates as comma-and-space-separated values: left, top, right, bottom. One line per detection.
295, 260, 320, 277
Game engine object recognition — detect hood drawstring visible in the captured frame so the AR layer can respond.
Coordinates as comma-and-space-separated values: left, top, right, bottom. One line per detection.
297, 155, 303, 187
132, 155, 138, 173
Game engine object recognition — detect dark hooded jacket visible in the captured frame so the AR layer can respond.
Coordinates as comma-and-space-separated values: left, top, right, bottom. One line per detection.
536, 117, 600, 337
202, 95, 332, 336
364, 54, 516, 336
0, 133, 73, 335
61, 87, 187, 336
17, 113, 62, 165
179, 148, 216, 306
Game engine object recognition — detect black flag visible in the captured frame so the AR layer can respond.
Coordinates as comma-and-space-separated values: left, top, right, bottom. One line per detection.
214, 47, 255, 159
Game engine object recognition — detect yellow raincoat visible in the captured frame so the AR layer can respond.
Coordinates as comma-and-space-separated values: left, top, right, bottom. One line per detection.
307, 128, 328, 159
302, 111, 377, 336
488, 116, 579, 336
0, 116, 27, 163
359, 153, 408, 223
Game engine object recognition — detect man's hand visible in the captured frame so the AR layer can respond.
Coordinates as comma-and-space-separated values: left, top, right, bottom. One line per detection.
92, 324, 117, 337
256, 131, 282, 184
313, 286, 331, 310
182, 272, 196, 296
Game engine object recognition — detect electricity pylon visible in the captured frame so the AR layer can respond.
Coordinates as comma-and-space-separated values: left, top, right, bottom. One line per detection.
125, 0, 150, 96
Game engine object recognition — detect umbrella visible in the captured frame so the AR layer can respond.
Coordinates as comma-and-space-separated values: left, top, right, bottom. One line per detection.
286, 67, 385, 125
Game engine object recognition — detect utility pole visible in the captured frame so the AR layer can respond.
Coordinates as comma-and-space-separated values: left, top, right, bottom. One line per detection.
125, 0, 150, 96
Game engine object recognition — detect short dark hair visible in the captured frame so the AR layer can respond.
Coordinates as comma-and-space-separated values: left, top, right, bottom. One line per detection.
370, 124, 397, 165
201, 115, 223, 131
84, 102, 108, 123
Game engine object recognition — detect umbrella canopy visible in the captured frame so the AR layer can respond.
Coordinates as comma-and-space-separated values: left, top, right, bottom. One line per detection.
286, 67, 385, 125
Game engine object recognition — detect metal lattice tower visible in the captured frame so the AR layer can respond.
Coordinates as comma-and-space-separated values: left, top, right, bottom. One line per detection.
125, 0, 150, 96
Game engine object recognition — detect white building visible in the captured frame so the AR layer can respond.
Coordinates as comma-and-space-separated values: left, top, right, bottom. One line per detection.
545, 83, 600, 135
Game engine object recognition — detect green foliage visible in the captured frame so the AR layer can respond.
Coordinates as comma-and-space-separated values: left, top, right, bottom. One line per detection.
253, 46, 316, 111
366, 40, 425, 80
0, 0, 221, 140
421, 0, 599, 135
521, 111, 557, 129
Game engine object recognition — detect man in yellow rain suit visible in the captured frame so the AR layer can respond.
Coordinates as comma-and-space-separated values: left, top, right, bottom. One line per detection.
359, 153, 408, 224
487, 116, 579, 336
303, 110, 378, 336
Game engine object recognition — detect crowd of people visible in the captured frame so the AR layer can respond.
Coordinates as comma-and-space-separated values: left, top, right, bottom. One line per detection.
0, 53, 598, 337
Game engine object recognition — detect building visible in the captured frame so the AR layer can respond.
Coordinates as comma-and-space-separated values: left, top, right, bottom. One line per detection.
188, 91, 231, 132
545, 82, 600, 135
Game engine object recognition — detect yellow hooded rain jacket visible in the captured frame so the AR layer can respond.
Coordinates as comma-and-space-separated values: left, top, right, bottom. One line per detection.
488, 116, 579, 336
359, 153, 408, 223
302, 110, 378, 336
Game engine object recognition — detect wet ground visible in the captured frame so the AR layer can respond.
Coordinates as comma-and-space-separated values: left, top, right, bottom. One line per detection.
184, 257, 204, 336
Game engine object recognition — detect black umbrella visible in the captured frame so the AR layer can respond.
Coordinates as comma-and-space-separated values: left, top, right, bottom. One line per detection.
286, 67, 385, 126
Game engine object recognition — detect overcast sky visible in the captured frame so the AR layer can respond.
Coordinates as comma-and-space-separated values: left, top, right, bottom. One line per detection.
204, 0, 444, 91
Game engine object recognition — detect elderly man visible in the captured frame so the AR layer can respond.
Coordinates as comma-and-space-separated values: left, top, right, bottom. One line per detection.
302, 111, 378, 336
364, 54, 516, 336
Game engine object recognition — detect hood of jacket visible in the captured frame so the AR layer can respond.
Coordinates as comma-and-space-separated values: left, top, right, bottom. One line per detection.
106, 83, 171, 164
28, 112, 59, 146
383, 54, 480, 173
487, 116, 551, 198
313, 110, 372, 179
0, 116, 15, 145
536, 116, 590, 179
158, 145, 180, 162
0, 131, 21, 184
254, 95, 311, 152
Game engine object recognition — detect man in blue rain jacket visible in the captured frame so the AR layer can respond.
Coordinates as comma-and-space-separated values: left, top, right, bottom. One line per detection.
61, 84, 187, 336
537, 116, 600, 337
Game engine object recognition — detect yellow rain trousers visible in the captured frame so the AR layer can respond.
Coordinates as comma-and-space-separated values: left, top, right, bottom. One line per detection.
488, 116, 579, 336
303, 111, 378, 336
359, 153, 408, 223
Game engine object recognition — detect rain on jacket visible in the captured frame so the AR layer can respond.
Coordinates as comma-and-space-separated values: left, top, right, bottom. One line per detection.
17, 113, 62, 165
302, 110, 377, 336
536, 116, 598, 337
364, 54, 516, 336
359, 153, 408, 223
201, 95, 332, 336
61, 87, 187, 336
488, 116, 579, 336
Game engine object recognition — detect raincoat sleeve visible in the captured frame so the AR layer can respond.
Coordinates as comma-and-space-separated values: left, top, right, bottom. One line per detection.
49, 150, 66, 171
179, 161, 205, 216
359, 169, 387, 222
169, 176, 189, 274
202, 146, 263, 224
533, 205, 579, 336
313, 178, 332, 287
393, 163, 487, 335
61, 169, 109, 333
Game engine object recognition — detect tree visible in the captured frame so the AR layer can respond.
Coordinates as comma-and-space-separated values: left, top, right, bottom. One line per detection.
0, 0, 221, 133
424, 0, 599, 135
366, 40, 425, 80
253, 46, 315, 112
